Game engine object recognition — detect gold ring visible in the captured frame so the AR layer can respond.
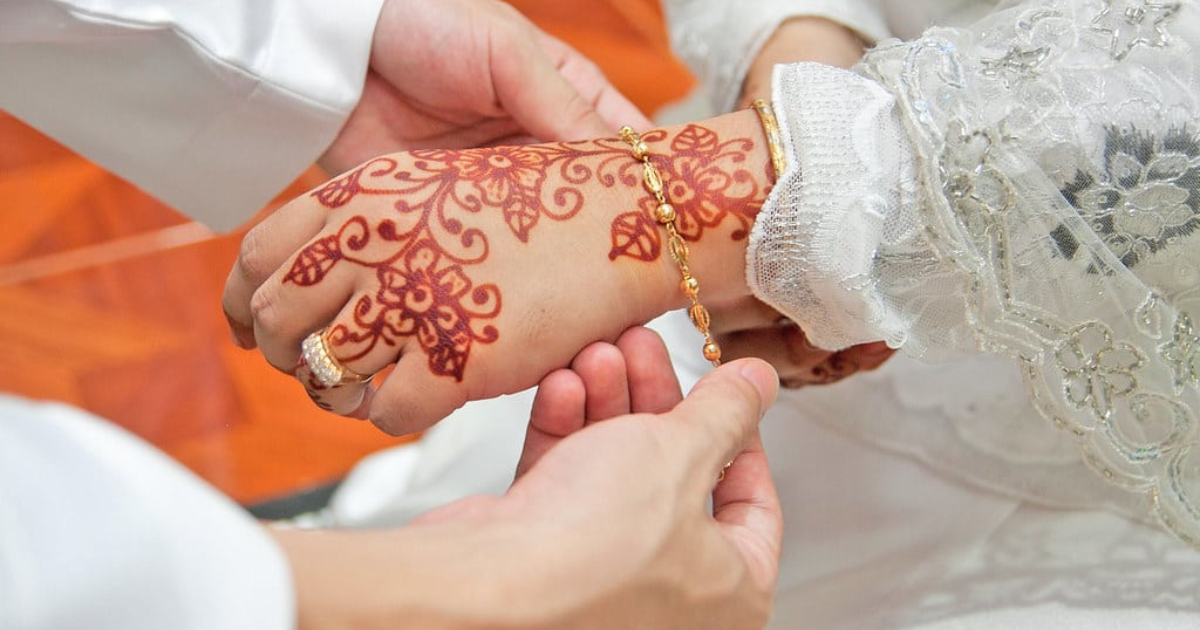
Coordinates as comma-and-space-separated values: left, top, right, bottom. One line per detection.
717, 459, 735, 483
301, 328, 373, 388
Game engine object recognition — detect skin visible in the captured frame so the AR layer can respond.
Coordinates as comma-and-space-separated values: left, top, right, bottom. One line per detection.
225, 111, 772, 434
223, 15, 896, 428
315, 0, 651, 176
272, 328, 782, 630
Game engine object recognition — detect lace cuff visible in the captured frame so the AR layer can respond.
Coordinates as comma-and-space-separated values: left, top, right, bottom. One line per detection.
748, 62, 919, 351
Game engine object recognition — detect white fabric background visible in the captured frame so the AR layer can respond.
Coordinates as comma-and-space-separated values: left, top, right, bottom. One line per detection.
329, 312, 1200, 628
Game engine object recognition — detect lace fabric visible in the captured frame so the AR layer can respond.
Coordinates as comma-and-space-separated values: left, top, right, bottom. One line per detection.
670, 0, 1200, 548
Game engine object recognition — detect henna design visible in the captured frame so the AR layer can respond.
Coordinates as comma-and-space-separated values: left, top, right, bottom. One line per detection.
288, 125, 761, 381
608, 124, 764, 262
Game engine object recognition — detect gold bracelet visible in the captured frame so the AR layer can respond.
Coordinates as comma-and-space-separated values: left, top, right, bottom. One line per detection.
618, 126, 721, 367
752, 99, 786, 180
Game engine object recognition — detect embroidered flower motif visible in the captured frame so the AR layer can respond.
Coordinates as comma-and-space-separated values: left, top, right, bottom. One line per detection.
1056, 322, 1147, 419
1161, 312, 1200, 391
1060, 126, 1200, 268
1091, 0, 1181, 61
941, 124, 1013, 239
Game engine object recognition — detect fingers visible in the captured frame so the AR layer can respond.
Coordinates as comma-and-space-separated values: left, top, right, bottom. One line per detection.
517, 327, 679, 478
491, 23, 644, 142
222, 195, 330, 350
571, 342, 631, 422
517, 368, 586, 479
366, 350, 471, 435
719, 325, 833, 376
707, 296, 787, 335
665, 359, 778, 490
616, 326, 683, 414
517, 334, 636, 478
537, 32, 652, 132
711, 430, 782, 560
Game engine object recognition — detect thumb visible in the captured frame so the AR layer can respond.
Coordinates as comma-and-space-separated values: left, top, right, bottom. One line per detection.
665, 359, 778, 479
490, 26, 640, 141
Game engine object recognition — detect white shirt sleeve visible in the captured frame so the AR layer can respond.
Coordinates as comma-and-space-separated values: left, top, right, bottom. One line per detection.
0, 395, 294, 630
0, 0, 387, 231
754, 0, 1200, 547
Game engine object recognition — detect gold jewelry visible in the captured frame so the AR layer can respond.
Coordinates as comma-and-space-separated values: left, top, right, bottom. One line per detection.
752, 99, 786, 180
717, 459, 735, 483
301, 328, 374, 388
619, 126, 721, 367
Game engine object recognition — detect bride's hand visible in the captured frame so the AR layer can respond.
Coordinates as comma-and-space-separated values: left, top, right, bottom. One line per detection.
223, 111, 772, 434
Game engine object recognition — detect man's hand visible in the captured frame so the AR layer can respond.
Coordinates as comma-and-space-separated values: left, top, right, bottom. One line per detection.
416, 326, 783, 629
318, 0, 651, 174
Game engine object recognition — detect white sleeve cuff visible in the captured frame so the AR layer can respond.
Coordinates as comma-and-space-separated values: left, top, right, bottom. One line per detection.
747, 61, 915, 350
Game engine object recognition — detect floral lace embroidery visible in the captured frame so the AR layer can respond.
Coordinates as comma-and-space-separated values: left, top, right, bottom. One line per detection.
1058, 126, 1200, 270
858, 0, 1200, 547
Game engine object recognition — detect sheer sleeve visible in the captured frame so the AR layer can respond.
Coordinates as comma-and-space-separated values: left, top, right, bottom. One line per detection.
660, 0, 890, 112
754, 0, 1200, 546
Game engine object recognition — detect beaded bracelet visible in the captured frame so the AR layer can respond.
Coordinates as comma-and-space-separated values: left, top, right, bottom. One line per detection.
618, 126, 721, 367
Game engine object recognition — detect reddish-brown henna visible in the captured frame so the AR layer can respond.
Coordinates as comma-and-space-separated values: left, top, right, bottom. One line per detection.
609, 125, 764, 261
288, 127, 762, 381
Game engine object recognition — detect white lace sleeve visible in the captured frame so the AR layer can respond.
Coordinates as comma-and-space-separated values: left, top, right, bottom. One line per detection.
755, 0, 1200, 547
660, 0, 890, 112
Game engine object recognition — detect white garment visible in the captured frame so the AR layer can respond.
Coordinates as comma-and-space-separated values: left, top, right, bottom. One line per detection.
0, 0, 385, 231
0, 395, 293, 630
329, 313, 1200, 629
0, 2, 383, 626
665, 0, 1200, 547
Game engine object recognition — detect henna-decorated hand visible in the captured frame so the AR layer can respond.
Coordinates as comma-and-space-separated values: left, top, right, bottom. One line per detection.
707, 297, 895, 389
318, 0, 650, 175
223, 111, 773, 434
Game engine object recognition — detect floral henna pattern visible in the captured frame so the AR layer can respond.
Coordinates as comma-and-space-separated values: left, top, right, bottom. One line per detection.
608, 124, 765, 262
287, 125, 761, 382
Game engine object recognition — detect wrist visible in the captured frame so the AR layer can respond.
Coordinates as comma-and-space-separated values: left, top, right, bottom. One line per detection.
741, 16, 866, 107
613, 110, 771, 325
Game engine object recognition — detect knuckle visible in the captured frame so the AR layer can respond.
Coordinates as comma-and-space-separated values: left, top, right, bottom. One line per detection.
367, 404, 405, 437
235, 226, 275, 285
248, 284, 285, 335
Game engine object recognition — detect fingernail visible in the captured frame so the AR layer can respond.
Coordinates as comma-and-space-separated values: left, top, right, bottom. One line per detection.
738, 360, 779, 409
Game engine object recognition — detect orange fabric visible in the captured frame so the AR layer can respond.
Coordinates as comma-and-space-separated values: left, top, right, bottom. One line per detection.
0, 0, 693, 504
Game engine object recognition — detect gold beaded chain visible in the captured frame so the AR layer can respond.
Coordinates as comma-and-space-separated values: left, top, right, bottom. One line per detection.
618, 126, 721, 367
